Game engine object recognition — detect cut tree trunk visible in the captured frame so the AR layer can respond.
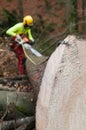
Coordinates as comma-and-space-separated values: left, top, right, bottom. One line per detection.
36, 35, 86, 130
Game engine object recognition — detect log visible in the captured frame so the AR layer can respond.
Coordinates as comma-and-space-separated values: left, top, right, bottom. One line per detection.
16, 124, 27, 130
0, 91, 35, 117
1, 116, 34, 130
0, 75, 29, 85
26, 54, 48, 101
36, 35, 86, 130
0, 75, 28, 82
0, 84, 16, 91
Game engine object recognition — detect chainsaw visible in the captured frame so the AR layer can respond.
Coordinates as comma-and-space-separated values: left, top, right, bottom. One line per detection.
16, 36, 42, 57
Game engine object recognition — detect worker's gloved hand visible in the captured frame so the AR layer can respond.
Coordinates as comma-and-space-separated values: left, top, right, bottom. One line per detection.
29, 39, 35, 46
15, 35, 23, 45
16, 35, 22, 42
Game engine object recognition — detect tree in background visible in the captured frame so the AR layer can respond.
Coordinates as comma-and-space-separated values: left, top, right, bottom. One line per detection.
6, 0, 24, 20
17, 0, 24, 20
82, 0, 86, 32
66, 0, 78, 33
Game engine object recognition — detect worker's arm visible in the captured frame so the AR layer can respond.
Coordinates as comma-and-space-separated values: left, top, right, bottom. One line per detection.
6, 26, 17, 37
6, 23, 22, 37
28, 29, 34, 42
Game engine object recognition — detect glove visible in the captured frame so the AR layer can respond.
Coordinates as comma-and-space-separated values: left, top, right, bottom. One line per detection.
29, 40, 35, 45
16, 35, 22, 42
15, 35, 23, 45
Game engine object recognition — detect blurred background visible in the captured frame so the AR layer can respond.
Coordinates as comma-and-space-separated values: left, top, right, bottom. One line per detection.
0, 0, 86, 56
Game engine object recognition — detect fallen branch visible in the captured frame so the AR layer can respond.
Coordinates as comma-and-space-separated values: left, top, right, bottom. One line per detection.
0, 76, 30, 90
16, 124, 27, 130
0, 75, 29, 83
1, 116, 35, 130
0, 85, 16, 91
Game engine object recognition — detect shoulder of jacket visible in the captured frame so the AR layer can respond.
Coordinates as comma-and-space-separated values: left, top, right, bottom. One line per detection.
14, 22, 23, 27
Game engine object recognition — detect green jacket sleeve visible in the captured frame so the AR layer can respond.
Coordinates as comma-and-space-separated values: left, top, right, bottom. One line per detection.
28, 29, 34, 42
6, 23, 23, 37
6, 26, 17, 36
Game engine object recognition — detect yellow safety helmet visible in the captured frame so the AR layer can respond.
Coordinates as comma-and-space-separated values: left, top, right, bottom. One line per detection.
23, 15, 33, 26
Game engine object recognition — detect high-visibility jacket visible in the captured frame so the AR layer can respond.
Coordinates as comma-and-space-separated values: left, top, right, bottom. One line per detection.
6, 23, 35, 75
6, 23, 34, 41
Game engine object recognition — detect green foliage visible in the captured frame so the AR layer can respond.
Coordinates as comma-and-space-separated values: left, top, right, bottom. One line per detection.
32, 13, 57, 56
45, 23, 54, 32
16, 106, 33, 116
66, 0, 78, 33
0, 9, 19, 36
6, 0, 13, 2
39, 40, 56, 56
57, 0, 65, 10
58, 0, 65, 7
33, 14, 45, 39
3, 9, 19, 27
